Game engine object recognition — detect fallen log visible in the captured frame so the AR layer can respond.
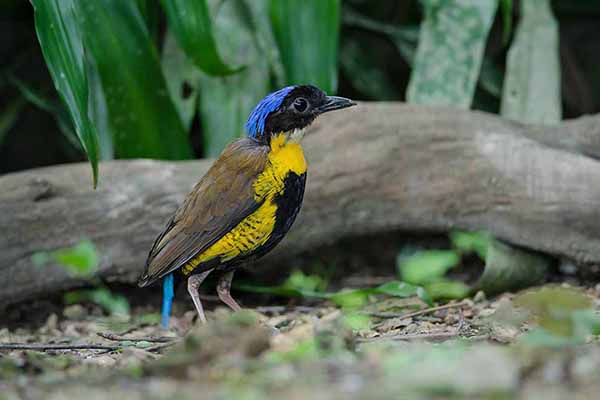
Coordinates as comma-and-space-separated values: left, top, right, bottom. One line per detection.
2, 102, 600, 306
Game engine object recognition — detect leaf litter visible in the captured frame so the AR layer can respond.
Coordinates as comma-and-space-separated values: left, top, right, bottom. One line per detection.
1, 283, 599, 399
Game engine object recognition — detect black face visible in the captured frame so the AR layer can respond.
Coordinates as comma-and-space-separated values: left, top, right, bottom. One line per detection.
263, 85, 355, 136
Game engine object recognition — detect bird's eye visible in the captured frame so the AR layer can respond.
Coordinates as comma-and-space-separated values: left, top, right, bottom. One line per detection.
291, 97, 309, 113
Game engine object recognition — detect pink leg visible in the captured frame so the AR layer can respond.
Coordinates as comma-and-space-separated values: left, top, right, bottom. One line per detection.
216, 270, 242, 312
187, 270, 212, 323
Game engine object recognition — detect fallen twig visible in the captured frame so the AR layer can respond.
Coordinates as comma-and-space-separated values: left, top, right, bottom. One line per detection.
0, 343, 120, 351
97, 332, 176, 343
363, 301, 468, 319
357, 330, 460, 343
144, 341, 180, 352
255, 306, 320, 314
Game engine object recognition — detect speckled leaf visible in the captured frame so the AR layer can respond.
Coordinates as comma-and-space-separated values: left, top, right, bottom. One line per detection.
270, 0, 340, 93
77, 0, 193, 160
407, 0, 497, 108
484, 0, 559, 295
198, 0, 270, 157
161, 30, 201, 131
501, 0, 561, 124
244, 0, 285, 87
31, 0, 99, 186
160, 0, 242, 76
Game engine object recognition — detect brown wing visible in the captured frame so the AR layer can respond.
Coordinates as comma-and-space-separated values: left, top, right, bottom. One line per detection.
137, 138, 269, 287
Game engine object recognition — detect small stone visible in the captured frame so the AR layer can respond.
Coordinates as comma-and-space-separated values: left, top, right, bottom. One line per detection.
63, 304, 86, 320
473, 291, 486, 303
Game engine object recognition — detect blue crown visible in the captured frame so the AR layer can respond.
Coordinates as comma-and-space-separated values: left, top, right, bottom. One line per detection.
245, 86, 295, 138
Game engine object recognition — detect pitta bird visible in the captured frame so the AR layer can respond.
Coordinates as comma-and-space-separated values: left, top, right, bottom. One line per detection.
137, 85, 355, 327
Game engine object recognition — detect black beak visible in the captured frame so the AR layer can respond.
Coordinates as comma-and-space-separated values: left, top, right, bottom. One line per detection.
318, 95, 356, 114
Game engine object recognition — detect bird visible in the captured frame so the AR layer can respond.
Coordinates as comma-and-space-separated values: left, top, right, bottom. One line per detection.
137, 85, 355, 328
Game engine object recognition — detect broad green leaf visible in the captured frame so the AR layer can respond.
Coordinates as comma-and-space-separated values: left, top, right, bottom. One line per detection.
243, 0, 285, 87
285, 270, 328, 293
425, 281, 471, 300
270, 0, 340, 93
160, 0, 241, 76
417, 287, 434, 306
77, 0, 193, 160
331, 290, 369, 309
32, 240, 99, 278
161, 30, 201, 131
343, 313, 371, 331
406, 0, 497, 108
65, 288, 130, 316
135, 0, 160, 43
86, 56, 114, 160
376, 281, 419, 297
500, 0, 513, 44
398, 250, 460, 285
476, 240, 548, 295
198, 0, 270, 157
344, 8, 503, 100
501, 0, 561, 124
31, 0, 99, 186
449, 231, 490, 260
487, 0, 559, 294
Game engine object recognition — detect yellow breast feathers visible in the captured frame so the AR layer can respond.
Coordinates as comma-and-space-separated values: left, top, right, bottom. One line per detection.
182, 133, 306, 274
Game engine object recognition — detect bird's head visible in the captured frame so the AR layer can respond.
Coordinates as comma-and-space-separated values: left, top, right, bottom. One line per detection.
245, 85, 355, 144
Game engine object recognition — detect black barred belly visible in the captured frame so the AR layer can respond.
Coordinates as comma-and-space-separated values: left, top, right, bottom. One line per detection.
235, 171, 306, 265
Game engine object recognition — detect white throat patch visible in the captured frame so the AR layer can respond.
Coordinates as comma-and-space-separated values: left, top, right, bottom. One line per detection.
288, 128, 306, 143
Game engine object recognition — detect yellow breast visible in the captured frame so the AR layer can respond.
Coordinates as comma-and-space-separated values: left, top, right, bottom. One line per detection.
182, 133, 306, 275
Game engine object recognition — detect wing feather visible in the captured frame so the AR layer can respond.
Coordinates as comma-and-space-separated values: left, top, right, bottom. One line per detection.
138, 138, 268, 287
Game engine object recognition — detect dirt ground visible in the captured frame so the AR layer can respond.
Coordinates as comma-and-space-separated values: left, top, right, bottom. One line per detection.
1, 281, 600, 400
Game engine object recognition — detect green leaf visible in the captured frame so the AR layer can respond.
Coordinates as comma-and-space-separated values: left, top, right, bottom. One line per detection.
32, 240, 99, 278
417, 287, 434, 307
500, 0, 513, 44
342, 312, 371, 331
77, 0, 193, 160
243, 0, 285, 87
160, 0, 242, 76
86, 55, 114, 160
406, 0, 498, 108
31, 0, 99, 186
330, 290, 369, 309
398, 250, 460, 285
270, 0, 340, 93
376, 281, 419, 297
65, 288, 130, 316
198, 0, 270, 157
425, 281, 471, 300
161, 30, 201, 131
487, 0, 560, 295
284, 270, 328, 293
476, 240, 548, 295
501, 0, 561, 124
449, 231, 490, 260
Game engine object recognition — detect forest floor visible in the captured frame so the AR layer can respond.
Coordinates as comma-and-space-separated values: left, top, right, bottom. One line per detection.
1, 280, 600, 400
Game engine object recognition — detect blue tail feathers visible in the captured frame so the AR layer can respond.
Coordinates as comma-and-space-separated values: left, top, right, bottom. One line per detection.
161, 273, 175, 329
